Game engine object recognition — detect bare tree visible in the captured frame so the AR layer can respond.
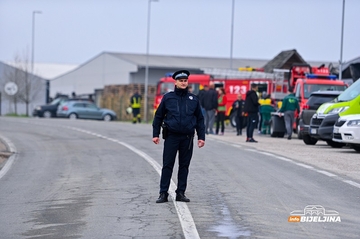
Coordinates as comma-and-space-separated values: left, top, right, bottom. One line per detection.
2, 51, 44, 116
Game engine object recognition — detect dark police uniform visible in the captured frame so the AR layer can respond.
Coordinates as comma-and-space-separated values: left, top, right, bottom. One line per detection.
152, 70, 205, 203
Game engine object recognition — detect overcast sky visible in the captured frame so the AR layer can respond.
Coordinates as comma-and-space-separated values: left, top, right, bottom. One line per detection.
0, 0, 359, 66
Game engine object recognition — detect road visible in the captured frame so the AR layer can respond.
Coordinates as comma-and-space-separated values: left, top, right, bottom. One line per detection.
0, 117, 359, 239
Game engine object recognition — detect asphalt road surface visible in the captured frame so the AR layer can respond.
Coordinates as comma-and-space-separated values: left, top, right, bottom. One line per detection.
0, 117, 359, 239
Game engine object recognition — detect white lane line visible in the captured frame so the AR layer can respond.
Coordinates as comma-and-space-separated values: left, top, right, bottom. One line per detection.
69, 127, 200, 239
1, 121, 200, 238
295, 163, 314, 170
210, 136, 360, 190
259, 152, 274, 157
342, 180, 360, 189
0, 134, 17, 180
316, 170, 337, 177
276, 156, 292, 162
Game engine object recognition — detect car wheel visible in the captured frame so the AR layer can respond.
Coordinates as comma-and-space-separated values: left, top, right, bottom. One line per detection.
352, 145, 360, 152
302, 134, 318, 145
326, 140, 345, 148
297, 124, 303, 139
229, 112, 236, 128
43, 111, 52, 118
69, 113, 78, 120
103, 114, 112, 121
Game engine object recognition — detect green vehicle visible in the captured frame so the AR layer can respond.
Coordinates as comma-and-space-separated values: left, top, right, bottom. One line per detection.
307, 79, 360, 147
316, 79, 360, 116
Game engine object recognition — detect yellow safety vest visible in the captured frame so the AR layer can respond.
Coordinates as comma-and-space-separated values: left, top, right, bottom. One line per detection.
131, 96, 141, 108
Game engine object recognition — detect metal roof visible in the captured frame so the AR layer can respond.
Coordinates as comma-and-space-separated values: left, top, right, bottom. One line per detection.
107, 52, 269, 69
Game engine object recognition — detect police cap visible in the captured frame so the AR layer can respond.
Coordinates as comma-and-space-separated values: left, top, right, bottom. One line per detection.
172, 70, 190, 80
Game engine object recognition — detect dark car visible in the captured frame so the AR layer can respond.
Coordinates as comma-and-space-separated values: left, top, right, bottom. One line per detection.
57, 101, 117, 121
307, 113, 346, 148
298, 91, 343, 140
33, 96, 69, 118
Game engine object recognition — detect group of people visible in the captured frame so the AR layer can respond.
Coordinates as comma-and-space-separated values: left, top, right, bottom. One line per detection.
150, 69, 299, 204
197, 82, 229, 136
196, 82, 272, 142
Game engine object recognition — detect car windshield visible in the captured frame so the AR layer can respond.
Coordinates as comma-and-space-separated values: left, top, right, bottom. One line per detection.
307, 94, 338, 108
337, 78, 360, 102
159, 82, 175, 95
50, 97, 66, 105
304, 84, 347, 99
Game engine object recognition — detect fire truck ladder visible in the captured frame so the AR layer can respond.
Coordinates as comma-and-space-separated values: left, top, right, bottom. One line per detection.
200, 68, 274, 79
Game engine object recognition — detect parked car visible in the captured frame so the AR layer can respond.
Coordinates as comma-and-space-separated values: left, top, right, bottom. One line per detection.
299, 91, 343, 140
57, 101, 117, 121
307, 113, 346, 148
33, 96, 70, 118
33, 97, 94, 118
333, 114, 360, 152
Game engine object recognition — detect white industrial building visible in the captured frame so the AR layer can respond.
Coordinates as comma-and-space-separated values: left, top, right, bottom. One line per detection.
49, 50, 339, 98
0, 62, 47, 116
50, 52, 271, 98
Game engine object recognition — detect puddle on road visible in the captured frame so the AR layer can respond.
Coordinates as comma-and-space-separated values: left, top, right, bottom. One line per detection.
209, 203, 251, 238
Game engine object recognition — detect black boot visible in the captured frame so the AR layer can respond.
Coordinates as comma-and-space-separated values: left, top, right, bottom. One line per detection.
176, 192, 190, 202
156, 192, 169, 203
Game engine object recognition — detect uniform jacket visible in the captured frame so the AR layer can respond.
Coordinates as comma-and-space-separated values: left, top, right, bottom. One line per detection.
279, 93, 300, 112
202, 88, 218, 110
232, 99, 245, 116
244, 90, 260, 113
259, 98, 275, 114
130, 93, 142, 109
152, 86, 205, 140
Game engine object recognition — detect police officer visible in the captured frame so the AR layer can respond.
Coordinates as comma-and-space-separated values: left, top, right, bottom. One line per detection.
130, 89, 142, 123
152, 70, 205, 203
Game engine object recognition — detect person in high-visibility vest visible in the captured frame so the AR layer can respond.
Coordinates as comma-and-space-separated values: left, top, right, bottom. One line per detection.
259, 94, 275, 134
215, 88, 227, 135
130, 89, 142, 124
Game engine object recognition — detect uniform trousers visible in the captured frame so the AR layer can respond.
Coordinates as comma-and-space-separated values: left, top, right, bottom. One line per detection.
205, 109, 216, 134
132, 108, 141, 123
235, 115, 244, 134
284, 110, 295, 137
246, 112, 258, 139
160, 133, 194, 194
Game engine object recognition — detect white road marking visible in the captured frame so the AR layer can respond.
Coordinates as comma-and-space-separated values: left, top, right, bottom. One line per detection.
342, 180, 360, 189
0, 134, 17, 180
316, 170, 337, 177
295, 163, 314, 169
210, 135, 360, 190
68, 126, 201, 239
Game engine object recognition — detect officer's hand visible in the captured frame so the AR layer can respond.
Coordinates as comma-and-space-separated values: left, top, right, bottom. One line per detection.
153, 137, 160, 144
198, 140, 205, 148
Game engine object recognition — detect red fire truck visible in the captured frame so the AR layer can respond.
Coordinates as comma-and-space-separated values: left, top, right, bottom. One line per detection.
270, 63, 348, 137
153, 69, 279, 127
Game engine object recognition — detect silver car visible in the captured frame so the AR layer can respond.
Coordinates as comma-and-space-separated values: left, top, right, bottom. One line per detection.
57, 101, 117, 121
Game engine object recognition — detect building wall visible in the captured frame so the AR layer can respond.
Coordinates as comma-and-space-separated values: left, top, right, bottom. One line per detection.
0, 62, 47, 116
50, 53, 137, 97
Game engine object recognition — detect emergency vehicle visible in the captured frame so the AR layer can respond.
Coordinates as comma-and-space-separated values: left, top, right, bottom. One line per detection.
270, 63, 348, 137
153, 68, 277, 127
